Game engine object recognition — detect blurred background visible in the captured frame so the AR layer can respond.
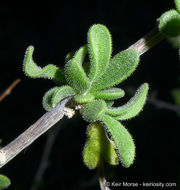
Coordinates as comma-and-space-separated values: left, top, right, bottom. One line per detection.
0, 0, 179, 189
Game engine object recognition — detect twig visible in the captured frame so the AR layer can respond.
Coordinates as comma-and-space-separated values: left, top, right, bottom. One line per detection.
0, 78, 21, 102
0, 97, 71, 168
128, 27, 165, 55
97, 156, 111, 190
148, 97, 180, 112
97, 156, 105, 190
30, 126, 62, 190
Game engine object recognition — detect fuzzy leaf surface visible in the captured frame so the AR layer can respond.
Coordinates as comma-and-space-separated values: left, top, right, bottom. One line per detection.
23, 46, 65, 82
106, 83, 149, 120
42, 86, 75, 111
0, 175, 11, 190
88, 24, 112, 82
105, 100, 114, 107
74, 94, 94, 103
92, 88, 125, 100
80, 100, 106, 122
159, 10, 180, 37
101, 114, 135, 167
83, 122, 118, 169
90, 49, 140, 92
175, 0, 180, 13
65, 52, 74, 63
65, 46, 90, 93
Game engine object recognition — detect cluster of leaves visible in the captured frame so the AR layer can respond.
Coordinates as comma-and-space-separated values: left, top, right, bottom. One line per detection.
23, 24, 149, 168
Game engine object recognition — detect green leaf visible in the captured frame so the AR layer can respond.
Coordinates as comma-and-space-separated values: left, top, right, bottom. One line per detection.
159, 9, 180, 37
106, 83, 149, 120
74, 94, 94, 103
92, 88, 125, 100
65, 51, 74, 63
80, 100, 107, 122
23, 46, 66, 83
83, 122, 119, 169
0, 175, 11, 190
42, 85, 75, 111
167, 36, 180, 49
88, 24, 112, 82
101, 114, 135, 167
90, 49, 140, 92
175, 0, 180, 13
105, 100, 114, 107
65, 46, 90, 93
83, 123, 101, 169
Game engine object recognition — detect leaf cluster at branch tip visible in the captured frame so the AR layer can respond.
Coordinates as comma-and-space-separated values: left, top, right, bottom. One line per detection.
23, 24, 149, 169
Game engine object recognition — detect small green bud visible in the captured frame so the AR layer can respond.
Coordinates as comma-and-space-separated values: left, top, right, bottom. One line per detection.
159, 10, 180, 37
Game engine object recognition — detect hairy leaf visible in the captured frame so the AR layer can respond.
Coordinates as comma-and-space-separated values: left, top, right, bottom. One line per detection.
90, 49, 140, 92
92, 88, 125, 100
0, 175, 11, 190
42, 85, 75, 111
83, 122, 118, 169
65, 46, 90, 93
175, 0, 180, 13
106, 83, 149, 120
80, 100, 106, 122
159, 10, 180, 37
65, 51, 74, 63
101, 114, 135, 167
23, 46, 65, 82
88, 24, 112, 82
105, 100, 114, 107
74, 94, 94, 103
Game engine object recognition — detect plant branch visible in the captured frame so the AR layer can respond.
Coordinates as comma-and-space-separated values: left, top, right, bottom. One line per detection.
0, 97, 71, 168
128, 27, 165, 55
97, 156, 110, 190
148, 97, 180, 112
0, 78, 21, 102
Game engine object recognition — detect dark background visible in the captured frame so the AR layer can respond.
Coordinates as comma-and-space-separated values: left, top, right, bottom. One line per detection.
0, 0, 179, 189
